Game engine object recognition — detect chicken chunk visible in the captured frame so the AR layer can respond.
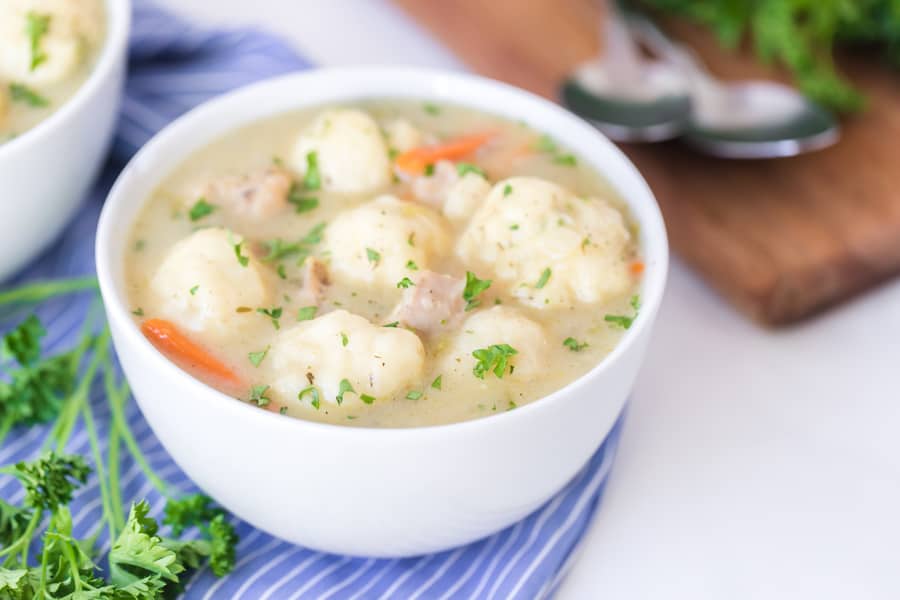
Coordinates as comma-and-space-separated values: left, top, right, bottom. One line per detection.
290, 109, 391, 194
297, 256, 329, 306
457, 177, 632, 309
438, 306, 547, 382
323, 194, 451, 291
206, 166, 292, 221
150, 228, 270, 339
0, 0, 104, 85
390, 271, 465, 337
267, 310, 426, 409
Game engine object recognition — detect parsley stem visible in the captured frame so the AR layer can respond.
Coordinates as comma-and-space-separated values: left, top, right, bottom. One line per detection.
104, 369, 126, 532
0, 276, 98, 307
81, 395, 117, 541
0, 414, 15, 448
107, 376, 171, 497
0, 509, 41, 565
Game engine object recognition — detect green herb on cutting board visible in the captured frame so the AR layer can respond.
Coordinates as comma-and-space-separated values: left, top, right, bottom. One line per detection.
639, 0, 900, 112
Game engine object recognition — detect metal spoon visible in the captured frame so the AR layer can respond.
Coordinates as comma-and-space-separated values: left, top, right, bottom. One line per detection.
626, 13, 840, 158
559, 2, 692, 143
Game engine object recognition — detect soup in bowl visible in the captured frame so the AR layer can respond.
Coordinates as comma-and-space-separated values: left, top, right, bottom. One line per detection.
0, 0, 128, 281
96, 68, 668, 556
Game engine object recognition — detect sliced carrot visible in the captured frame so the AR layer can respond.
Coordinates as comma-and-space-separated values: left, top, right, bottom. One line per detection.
394, 132, 496, 174
141, 318, 242, 386
629, 260, 645, 276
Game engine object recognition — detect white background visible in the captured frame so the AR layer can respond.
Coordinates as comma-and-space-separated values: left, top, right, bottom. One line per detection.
160, 1, 900, 597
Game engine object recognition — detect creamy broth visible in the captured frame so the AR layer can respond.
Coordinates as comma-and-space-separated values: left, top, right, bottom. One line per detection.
126, 101, 644, 428
0, 0, 106, 142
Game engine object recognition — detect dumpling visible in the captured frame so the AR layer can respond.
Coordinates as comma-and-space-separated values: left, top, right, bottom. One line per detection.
267, 310, 425, 409
456, 177, 632, 309
442, 172, 491, 223
384, 118, 423, 153
290, 109, 391, 194
0, 0, 104, 85
437, 306, 547, 382
322, 194, 451, 290
150, 228, 270, 338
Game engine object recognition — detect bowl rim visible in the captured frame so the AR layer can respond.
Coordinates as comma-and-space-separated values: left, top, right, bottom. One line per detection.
96, 66, 669, 438
0, 0, 131, 159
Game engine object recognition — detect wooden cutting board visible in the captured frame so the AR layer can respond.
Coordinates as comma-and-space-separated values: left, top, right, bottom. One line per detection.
393, 0, 900, 326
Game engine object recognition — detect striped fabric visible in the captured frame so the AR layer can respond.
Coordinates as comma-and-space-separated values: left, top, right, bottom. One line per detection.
0, 2, 625, 598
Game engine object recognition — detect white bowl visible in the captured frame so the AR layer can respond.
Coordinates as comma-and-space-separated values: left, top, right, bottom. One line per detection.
96, 67, 669, 557
0, 0, 130, 281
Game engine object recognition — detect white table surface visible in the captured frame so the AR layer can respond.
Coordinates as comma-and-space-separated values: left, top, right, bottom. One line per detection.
162, 1, 900, 597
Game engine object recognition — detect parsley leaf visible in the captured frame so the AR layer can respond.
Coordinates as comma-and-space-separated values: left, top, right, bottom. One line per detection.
233, 240, 249, 267
256, 307, 282, 329
553, 154, 577, 166
397, 276, 415, 289
383, 321, 400, 328
405, 390, 423, 400
303, 151, 321, 190
2, 314, 45, 366
297, 306, 317, 321
163, 494, 222, 537
406, 260, 419, 271
604, 295, 641, 330
472, 344, 518, 379
287, 183, 318, 213
431, 375, 442, 390
2, 452, 89, 511
463, 271, 492, 311
424, 163, 436, 176
457, 163, 486, 178
9, 83, 48, 107
298, 385, 321, 410
248, 346, 269, 367
249, 384, 270, 406
336, 379, 354, 405
25, 12, 51, 71
188, 198, 216, 222
535, 268, 552, 289
563, 337, 589, 352
366, 247, 381, 266
340, 332, 349, 347
423, 102, 441, 115
360, 393, 376, 404
503, 184, 513, 197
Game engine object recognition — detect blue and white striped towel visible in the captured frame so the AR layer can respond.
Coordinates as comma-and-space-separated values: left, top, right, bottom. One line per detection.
0, 2, 625, 597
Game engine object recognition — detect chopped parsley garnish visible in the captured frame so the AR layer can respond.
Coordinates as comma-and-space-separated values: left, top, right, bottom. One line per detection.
604, 295, 641, 330
472, 344, 518, 379
383, 321, 400, 328
233, 240, 249, 267
287, 182, 319, 213
9, 83, 48, 107
300, 222, 327, 245
507, 401, 518, 411
131, 308, 144, 317
303, 151, 321, 190
535, 134, 558, 153
336, 378, 354, 404
431, 375, 442, 390
298, 385, 320, 410
256, 306, 283, 329
366, 247, 381, 266
510, 224, 520, 230
406, 260, 419, 271
503, 184, 513, 197
280, 406, 288, 414
423, 102, 441, 115
340, 332, 349, 347
424, 163, 435, 176
188, 198, 216, 221
26, 12, 51, 71
248, 346, 269, 367
407, 232, 416, 247
276, 263, 287, 279
397, 276, 415, 289
249, 384, 270, 407
405, 390, 423, 400
187, 286, 198, 298
360, 393, 375, 404
563, 337, 589, 352
535, 268, 552, 289
297, 306, 317, 321
457, 162, 486, 178
261, 238, 303, 261
553, 154, 577, 166
463, 271, 492, 311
